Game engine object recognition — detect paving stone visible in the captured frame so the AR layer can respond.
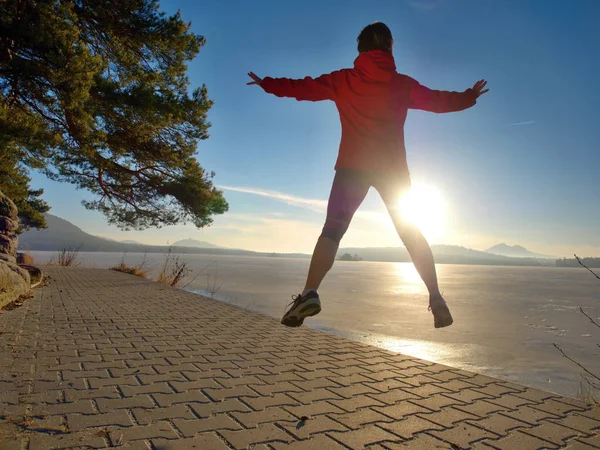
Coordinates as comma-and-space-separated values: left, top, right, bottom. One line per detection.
219, 422, 291, 448
330, 408, 395, 429
110, 422, 178, 444
172, 415, 242, 437
1, 268, 599, 450
132, 404, 196, 425
329, 423, 402, 448
152, 434, 231, 450
68, 409, 134, 431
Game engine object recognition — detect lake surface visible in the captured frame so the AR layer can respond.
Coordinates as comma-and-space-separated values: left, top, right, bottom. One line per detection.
30, 251, 600, 399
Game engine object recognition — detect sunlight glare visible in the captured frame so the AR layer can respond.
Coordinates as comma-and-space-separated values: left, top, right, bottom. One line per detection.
398, 184, 447, 242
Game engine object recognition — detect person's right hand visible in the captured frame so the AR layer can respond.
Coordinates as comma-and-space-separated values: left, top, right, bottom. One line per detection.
247, 72, 263, 86
472, 79, 489, 98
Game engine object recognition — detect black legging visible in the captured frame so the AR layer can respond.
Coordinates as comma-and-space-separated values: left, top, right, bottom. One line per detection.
321, 169, 411, 243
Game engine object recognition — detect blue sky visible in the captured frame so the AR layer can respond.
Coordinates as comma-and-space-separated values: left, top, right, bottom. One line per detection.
29, 0, 600, 256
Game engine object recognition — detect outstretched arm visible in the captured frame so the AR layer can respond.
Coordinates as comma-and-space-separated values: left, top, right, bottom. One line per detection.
408, 78, 489, 113
247, 71, 339, 102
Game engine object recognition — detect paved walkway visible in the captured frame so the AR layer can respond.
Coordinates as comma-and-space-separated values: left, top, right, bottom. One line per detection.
0, 268, 598, 450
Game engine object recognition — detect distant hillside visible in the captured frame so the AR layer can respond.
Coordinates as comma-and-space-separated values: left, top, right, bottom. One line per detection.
486, 243, 552, 259
171, 238, 220, 249
339, 245, 551, 267
19, 214, 556, 267
18, 214, 300, 257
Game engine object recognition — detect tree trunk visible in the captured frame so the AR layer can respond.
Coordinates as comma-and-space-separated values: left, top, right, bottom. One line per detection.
0, 188, 19, 263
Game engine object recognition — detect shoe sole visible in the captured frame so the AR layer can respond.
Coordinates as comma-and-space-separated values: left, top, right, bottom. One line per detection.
281, 303, 322, 327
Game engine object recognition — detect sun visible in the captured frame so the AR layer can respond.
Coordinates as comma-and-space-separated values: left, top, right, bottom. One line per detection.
398, 184, 447, 242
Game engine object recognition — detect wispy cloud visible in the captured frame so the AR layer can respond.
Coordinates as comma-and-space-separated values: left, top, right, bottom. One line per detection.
217, 185, 327, 212
218, 184, 385, 222
502, 120, 536, 127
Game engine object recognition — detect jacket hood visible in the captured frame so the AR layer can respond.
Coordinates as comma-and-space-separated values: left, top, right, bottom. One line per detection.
353, 50, 397, 82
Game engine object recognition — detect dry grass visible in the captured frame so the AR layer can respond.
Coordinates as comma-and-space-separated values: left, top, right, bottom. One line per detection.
110, 253, 148, 279
156, 249, 192, 288
48, 244, 82, 267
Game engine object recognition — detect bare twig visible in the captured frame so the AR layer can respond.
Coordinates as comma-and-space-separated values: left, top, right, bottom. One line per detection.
580, 307, 600, 330
553, 343, 600, 383
575, 254, 600, 280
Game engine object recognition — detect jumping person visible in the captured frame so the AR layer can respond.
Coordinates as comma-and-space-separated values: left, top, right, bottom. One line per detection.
247, 22, 488, 328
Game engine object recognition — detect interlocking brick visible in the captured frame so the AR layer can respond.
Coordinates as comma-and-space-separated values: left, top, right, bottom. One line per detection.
250, 381, 302, 396
330, 408, 394, 429
532, 399, 587, 417
487, 430, 560, 450
443, 388, 494, 403
291, 377, 341, 391
379, 415, 444, 439
110, 422, 178, 444
378, 433, 456, 449
120, 382, 173, 397
502, 405, 563, 425
29, 429, 107, 449
64, 386, 120, 402
404, 383, 451, 398
169, 379, 220, 392
272, 434, 348, 449
173, 414, 242, 436
285, 401, 345, 418
326, 383, 378, 399
364, 378, 414, 392
153, 390, 209, 407
62, 369, 111, 380
244, 393, 299, 411
284, 415, 349, 439
521, 421, 584, 446
367, 388, 419, 405
152, 434, 231, 450
453, 400, 507, 418
34, 379, 86, 392
429, 422, 499, 448
138, 373, 187, 384
330, 394, 385, 412
68, 409, 134, 431
329, 423, 402, 448
203, 386, 259, 402
514, 387, 558, 403
32, 399, 95, 415
89, 375, 140, 388
467, 411, 532, 434
231, 407, 296, 427
96, 395, 155, 412
289, 388, 342, 403
417, 406, 479, 428
549, 413, 600, 434
220, 422, 291, 448
133, 404, 195, 425
485, 393, 538, 410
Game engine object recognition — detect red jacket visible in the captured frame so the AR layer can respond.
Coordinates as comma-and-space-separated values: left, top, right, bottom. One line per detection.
261, 50, 477, 173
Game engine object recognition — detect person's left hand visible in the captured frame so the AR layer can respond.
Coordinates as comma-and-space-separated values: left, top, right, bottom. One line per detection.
247, 72, 263, 86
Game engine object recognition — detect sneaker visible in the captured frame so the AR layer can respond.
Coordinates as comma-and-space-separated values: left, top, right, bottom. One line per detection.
281, 291, 322, 327
429, 295, 453, 328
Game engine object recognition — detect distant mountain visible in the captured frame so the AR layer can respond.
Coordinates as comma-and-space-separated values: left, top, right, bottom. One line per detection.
18, 214, 557, 267
171, 238, 220, 249
339, 245, 553, 267
17, 214, 291, 257
121, 240, 143, 245
485, 243, 552, 259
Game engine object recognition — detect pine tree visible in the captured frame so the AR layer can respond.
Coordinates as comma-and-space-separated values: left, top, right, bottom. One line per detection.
0, 0, 227, 231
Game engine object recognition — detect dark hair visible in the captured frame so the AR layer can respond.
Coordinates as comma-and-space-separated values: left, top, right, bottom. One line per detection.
357, 22, 393, 53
